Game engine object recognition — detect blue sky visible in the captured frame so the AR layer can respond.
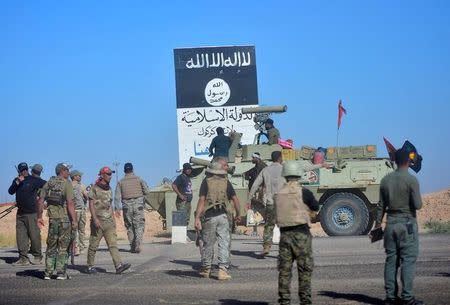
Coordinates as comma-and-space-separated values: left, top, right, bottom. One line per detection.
1, 1, 449, 201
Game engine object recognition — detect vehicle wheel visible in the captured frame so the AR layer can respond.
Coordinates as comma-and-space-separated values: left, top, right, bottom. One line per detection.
360, 211, 375, 235
320, 192, 370, 236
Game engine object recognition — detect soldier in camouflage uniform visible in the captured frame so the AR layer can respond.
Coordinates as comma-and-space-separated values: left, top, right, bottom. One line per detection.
114, 163, 149, 253
275, 161, 320, 305
70, 170, 88, 255
194, 161, 240, 280
37, 163, 77, 280
248, 151, 284, 256
87, 166, 131, 275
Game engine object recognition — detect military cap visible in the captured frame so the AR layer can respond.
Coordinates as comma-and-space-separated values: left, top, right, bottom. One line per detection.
124, 162, 133, 172
55, 163, 70, 175
205, 161, 227, 175
99, 166, 115, 175
17, 162, 28, 172
70, 170, 83, 178
31, 164, 43, 174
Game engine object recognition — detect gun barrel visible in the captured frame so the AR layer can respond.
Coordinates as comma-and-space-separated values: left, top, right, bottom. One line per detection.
241, 105, 287, 114
189, 157, 211, 167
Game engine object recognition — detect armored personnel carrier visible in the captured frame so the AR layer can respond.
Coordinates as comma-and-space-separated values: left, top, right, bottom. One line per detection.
146, 105, 394, 236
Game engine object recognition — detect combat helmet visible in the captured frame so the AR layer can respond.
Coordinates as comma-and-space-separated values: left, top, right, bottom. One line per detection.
281, 160, 304, 178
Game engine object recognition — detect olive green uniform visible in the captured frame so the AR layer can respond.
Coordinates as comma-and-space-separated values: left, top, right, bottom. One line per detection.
72, 180, 87, 252
87, 184, 122, 268
376, 168, 423, 302
39, 177, 74, 277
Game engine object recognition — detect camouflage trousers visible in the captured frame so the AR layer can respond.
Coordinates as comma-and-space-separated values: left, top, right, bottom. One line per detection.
75, 209, 86, 251
263, 204, 276, 247
278, 229, 313, 305
122, 197, 145, 248
175, 198, 191, 227
87, 219, 122, 268
384, 216, 419, 301
45, 218, 71, 276
201, 213, 230, 270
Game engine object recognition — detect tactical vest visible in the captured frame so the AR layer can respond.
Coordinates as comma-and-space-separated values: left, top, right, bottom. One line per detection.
205, 176, 228, 211
120, 174, 144, 200
275, 181, 311, 228
46, 176, 66, 206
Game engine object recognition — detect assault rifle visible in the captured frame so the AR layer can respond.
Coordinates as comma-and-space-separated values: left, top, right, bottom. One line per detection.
0, 204, 16, 220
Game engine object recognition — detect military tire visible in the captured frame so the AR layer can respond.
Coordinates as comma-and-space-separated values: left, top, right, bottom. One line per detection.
320, 192, 370, 236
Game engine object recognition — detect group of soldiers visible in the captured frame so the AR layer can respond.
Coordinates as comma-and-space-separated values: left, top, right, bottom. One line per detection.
7, 137, 424, 304
8, 161, 150, 279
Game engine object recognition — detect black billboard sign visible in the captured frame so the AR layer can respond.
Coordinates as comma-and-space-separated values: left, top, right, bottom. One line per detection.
174, 45, 258, 109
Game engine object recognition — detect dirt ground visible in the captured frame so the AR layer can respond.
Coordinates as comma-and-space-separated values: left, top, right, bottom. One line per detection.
1, 188, 449, 245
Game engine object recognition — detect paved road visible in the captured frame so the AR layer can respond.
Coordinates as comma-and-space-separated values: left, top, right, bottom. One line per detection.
0, 234, 449, 305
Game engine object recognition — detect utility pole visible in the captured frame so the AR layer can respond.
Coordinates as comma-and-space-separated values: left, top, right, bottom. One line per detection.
112, 160, 120, 186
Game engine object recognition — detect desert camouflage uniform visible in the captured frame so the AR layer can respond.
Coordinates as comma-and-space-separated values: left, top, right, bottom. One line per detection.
87, 184, 122, 268
39, 177, 74, 277
115, 174, 149, 250
72, 180, 87, 252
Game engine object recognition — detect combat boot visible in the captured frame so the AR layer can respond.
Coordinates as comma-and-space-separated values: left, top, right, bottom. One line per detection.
13, 257, 30, 266
217, 268, 231, 280
116, 262, 131, 274
260, 244, 271, 256
198, 267, 211, 278
31, 256, 42, 265
56, 272, 69, 280
134, 242, 142, 253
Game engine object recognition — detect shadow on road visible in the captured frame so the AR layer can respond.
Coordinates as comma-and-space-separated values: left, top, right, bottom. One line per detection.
231, 250, 276, 260
0, 256, 18, 264
165, 270, 203, 278
170, 259, 202, 270
219, 299, 269, 305
437, 272, 450, 277
97, 248, 130, 253
16, 269, 43, 279
67, 265, 108, 274
318, 291, 383, 305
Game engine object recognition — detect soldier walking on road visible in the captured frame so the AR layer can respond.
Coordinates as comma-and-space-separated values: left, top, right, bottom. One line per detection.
114, 162, 149, 253
87, 166, 131, 275
374, 148, 424, 305
70, 170, 88, 255
8, 162, 46, 266
194, 161, 240, 280
37, 163, 77, 280
275, 161, 320, 305
172, 163, 193, 227
248, 151, 284, 256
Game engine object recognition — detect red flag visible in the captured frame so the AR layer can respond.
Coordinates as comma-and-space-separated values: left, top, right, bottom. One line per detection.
383, 137, 397, 161
337, 100, 347, 129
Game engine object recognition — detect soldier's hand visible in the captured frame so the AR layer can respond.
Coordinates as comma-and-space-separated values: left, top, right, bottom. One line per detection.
180, 194, 187, 202
195, 218, 202, 231
93, 218, 102, 229
245, 202, 251, 210
115, 210, 122, 218
234, 215, 241, 224
71, 222, 78, 230
37, 218, 45, 229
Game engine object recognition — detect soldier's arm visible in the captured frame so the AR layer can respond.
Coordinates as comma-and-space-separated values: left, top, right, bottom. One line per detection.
8, 178, 19, 195
248, 170, 264, 200
302, 188, 319, 211
114, 182, 122, 210
65, 182, 77, 229
410, 177, 423, 210
208, 138, 215, 156
375, 184, 387, 227
140, 177, 150, 195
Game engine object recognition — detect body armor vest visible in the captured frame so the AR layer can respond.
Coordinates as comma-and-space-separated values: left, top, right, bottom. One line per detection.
275, 181, 311, 228
205, 176, 228, 211
120, 174, 143, 200
46, 176, 66, 206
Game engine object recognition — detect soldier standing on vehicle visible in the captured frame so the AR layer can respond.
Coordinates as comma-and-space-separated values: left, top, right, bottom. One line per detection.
248, 151, 284, 256
374, 148, 424, 305
70, 170, 88, 255
208, 127, 232, 160
87, 166, 131, 274
264, 118, 280, 145
244, 152, 267, 191
275, 161, 320, 305
37, 163, 77, 280
8, 162, 46, 266
194, 161, 240, 280
114, 162, 149, 253
172, 163, 193, 227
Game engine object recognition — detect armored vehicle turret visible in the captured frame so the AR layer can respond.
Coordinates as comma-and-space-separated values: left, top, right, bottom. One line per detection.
146, 105, 394, 236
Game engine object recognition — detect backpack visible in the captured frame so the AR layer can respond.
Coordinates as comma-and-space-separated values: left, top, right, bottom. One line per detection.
46, 176, 66, 205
